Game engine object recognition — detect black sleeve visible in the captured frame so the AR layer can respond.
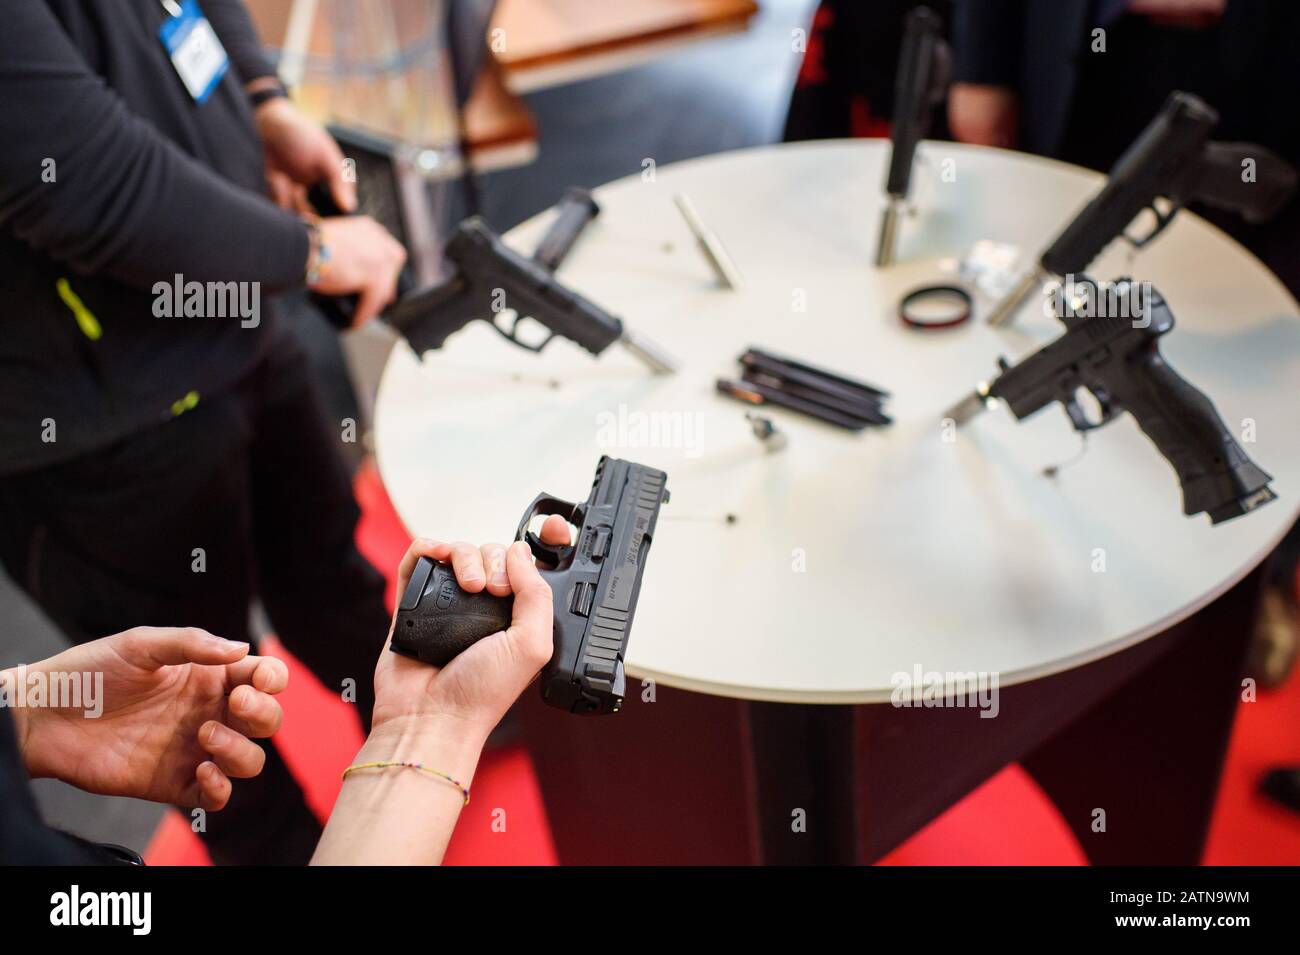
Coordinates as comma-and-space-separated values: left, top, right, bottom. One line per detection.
204, 0, 280, 84
951, 0, 1024, 88
0, 0, 308, 293
0, 707, 107, 865
1219, 0, 1300, 157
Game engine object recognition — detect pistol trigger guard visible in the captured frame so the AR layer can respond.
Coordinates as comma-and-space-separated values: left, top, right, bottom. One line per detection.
1123, 199, 1181, 250
487, 310, 513, 341
489, 312, 555, 353
529, 327, 557, 352
514, 493, 580, 567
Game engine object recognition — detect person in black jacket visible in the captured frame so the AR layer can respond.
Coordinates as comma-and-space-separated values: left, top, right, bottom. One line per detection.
0, 1, 406, 863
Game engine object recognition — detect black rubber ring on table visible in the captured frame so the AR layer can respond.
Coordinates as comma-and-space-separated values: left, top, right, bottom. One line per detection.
899, 284, 974, 330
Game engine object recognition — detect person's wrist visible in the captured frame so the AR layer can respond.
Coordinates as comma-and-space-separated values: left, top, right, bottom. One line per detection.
246, 76, 289, 112
355, 713, 489, 785
252, 93, 295, 138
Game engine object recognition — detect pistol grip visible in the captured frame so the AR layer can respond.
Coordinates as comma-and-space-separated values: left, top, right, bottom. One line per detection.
385, 279, 476, 354
1194, 142, 1299, 225
1125, 357, 1275, 523
390, 557, 514, 666
311, 272, 416, 331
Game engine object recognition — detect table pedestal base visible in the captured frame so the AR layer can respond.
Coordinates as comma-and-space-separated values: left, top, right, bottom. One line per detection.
518, 567, 1264, 865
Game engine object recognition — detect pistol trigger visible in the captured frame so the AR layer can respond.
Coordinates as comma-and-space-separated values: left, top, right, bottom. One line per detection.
525, 531, 571, 567
1089, 385, 1118, 424
1062, 395, 1094, 433
514, 493, 581, 566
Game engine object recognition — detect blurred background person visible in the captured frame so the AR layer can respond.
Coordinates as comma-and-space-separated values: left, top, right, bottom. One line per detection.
783, 0, 953, 142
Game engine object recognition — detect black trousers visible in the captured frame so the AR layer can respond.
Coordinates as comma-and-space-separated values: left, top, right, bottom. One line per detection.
0, 340, 389, 865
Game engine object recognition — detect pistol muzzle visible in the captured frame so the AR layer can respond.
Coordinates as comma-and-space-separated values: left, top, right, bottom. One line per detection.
619, 329, 679, 375
943, 383, 993, 425
987, 267, 1051, 327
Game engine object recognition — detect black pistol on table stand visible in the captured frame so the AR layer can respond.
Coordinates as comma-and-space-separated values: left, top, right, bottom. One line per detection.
945, 280, 1275, 524
391, 457, 671, 715
387, 217, 678, 374
309, 186, 674, 375
875, 5, 950, 267
986, 91, 1298, 327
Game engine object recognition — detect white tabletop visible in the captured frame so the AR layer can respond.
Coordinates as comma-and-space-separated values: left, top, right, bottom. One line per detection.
374, 140, 1300, 703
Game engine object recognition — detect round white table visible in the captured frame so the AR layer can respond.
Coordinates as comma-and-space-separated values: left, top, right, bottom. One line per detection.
375, 139, 1300, 705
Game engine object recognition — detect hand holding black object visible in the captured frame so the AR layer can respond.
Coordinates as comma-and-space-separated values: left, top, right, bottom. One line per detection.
306, 183, 412, 329
373, 517, 569, 736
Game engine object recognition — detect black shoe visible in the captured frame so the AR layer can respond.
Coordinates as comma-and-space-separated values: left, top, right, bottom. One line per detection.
1260, 767, 1300, 813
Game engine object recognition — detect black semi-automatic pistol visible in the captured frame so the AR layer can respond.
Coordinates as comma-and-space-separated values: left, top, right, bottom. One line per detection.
875, 5, 950, 267
987, 91, 1297, 326
946, 279, 1275, 524
308, 188, 677, 375
391, 457, 670, 715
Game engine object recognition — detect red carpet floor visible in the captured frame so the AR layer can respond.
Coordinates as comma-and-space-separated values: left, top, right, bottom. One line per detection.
145, 463, 1300, 865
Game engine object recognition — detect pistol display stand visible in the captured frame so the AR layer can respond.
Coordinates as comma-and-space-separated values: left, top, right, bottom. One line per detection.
373, 140, 1300, 863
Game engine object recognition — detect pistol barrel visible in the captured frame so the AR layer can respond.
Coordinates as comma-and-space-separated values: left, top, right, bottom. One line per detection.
943, 384, 993, 425
619, 329, 679, 375
986, 266, 1051, 327
875, 199, 904, 268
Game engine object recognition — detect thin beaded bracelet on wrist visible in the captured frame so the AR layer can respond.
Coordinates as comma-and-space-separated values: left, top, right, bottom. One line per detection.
341, 760, 471, 805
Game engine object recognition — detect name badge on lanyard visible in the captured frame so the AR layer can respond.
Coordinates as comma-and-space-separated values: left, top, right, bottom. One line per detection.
159, 0, 229, 104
